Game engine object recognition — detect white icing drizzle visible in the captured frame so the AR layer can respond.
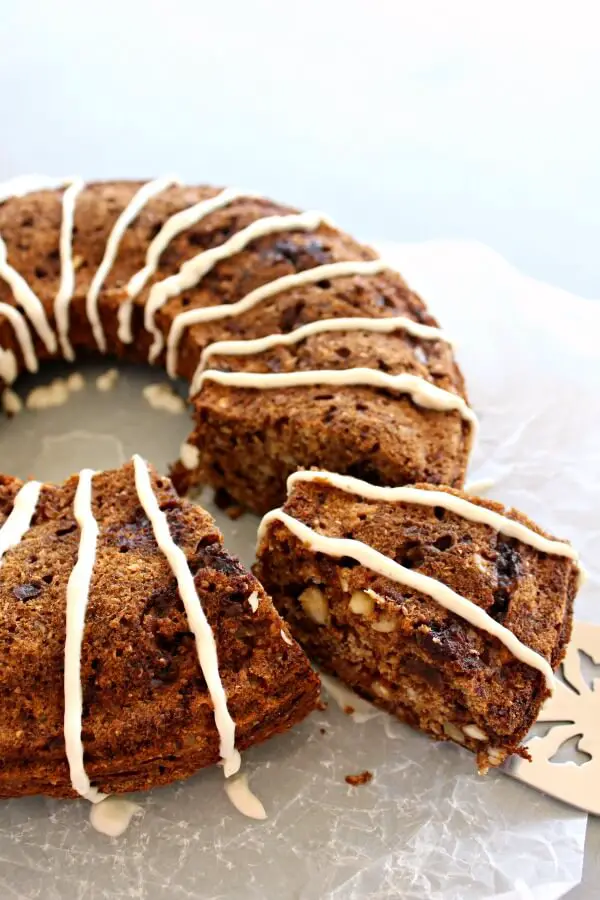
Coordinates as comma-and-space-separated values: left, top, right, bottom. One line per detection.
191, 313, 450, 395
0, 480, 42, 564
169, 258, 387, 380
54, 177, 85, 360
464, 478, 495, 495
0, 346, 18, 384
180, 441, 200, 470
287, 471, 581, 571
0, 302, 39, 376
280, 628, 294, 646
257, 508, 556, 691
147, 210, 334, 368
195, 367, 477, 428
224, 772, 267, 820
132, 454, 241, 777
0, 174, 73, 204
87, 175, 179, 353
64, 469, 103, 801
142, 382, 186, 414
0, 237, 57, 353
247, 590, 259, 613
89, 796, 141, 837
118, 187, 253, 344
0, 174, 88, 369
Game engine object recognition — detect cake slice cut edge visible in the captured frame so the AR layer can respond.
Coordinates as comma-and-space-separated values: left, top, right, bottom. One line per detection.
254, 470, 579, 772
0, 460, 320, 799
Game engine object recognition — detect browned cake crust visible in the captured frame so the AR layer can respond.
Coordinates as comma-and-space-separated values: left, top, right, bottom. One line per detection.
254, 476, 578, 770
0, 182, 471, 513
0, 462, 319, 799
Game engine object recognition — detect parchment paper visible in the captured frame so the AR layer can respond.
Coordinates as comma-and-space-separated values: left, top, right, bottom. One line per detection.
0, 240, 596, 899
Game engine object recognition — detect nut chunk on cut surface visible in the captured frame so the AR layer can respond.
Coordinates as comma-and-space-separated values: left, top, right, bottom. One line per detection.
0, 460, 319, 799
254, 470, 580, 771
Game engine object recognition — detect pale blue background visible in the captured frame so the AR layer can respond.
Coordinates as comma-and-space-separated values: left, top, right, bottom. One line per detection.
0, 0, 598, 298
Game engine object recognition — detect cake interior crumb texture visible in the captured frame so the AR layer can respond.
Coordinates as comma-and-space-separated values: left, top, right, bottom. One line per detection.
254, 478, 577, 770
0, 461, 319, 799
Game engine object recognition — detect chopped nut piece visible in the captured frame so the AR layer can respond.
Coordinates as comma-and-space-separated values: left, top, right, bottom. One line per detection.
371, 618, 396, 633
443, 722, 466, 744
372, 680, 391, 699
463, 724, 488, 741
299, 586, 329, 624
349, 590, 375, 616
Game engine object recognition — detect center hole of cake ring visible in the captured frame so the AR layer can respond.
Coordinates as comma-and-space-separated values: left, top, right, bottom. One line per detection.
0, 361, 191, 483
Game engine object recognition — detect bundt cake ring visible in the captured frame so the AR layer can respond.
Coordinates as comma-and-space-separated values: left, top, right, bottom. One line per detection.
0, 175, 580, 834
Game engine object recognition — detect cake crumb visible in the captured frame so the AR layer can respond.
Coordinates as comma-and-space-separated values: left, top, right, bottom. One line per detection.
316, 700, 327, 712
67, 372, 85, 392
96, 369, 119, 392
143, 383, 186, 414
343, 705, 355, 716
2, 388, 22, 416
319, 727, 327, 735
345, 771, 373, 787
26, 378, 70, 410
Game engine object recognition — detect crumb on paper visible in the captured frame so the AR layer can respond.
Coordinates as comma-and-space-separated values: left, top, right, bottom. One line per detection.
26, 378, 70, 410
316, 700, 327, 712
320, 727, 327, 735
142, 383, 186, 414
345, 771, 373, 787
343, 705, 356, 716
2, 388, 22, 416
67, 372, 85, 392
96, 369, 119, 392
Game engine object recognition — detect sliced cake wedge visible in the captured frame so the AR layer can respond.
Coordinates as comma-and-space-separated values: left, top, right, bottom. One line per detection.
254, 470, 580, 770
0, 458, 319, 799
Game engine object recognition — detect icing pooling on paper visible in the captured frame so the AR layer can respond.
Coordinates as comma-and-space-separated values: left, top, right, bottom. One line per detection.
132, 454, 241, 777
89, 796, 142, 837
224, 772, 267, 820
257, 508, 556, 691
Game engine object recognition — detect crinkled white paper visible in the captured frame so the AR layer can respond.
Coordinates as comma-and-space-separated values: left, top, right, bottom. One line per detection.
0, 240, 595, 899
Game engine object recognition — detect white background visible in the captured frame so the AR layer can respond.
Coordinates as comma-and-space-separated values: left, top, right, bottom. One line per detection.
1, 0, 598, 298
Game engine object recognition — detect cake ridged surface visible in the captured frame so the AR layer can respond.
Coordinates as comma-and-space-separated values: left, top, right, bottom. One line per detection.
0, 462, 319, 798
0, 181, 471, 512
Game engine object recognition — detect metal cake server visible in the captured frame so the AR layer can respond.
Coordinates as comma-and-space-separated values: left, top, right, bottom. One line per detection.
508, 619, 600, 814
